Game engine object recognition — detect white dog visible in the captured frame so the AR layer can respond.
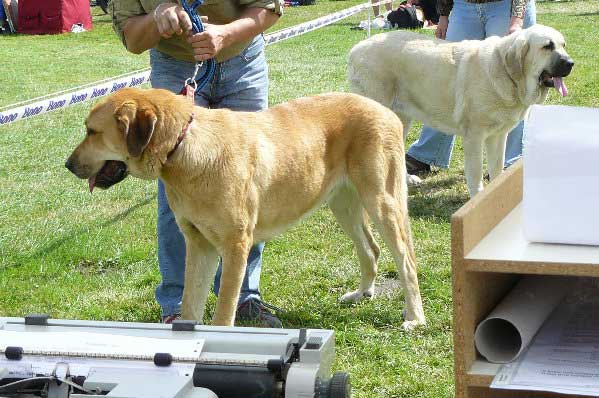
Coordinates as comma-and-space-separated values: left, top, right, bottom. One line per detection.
348, 24, 573, 197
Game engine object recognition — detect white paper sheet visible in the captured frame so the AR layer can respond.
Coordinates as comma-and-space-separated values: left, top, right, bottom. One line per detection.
523, 104, 599, 246
491, 291, 599, 396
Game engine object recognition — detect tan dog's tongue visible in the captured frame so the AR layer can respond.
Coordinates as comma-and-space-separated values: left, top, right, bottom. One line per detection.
554, 77, 568, 97
88, 175, 96, 193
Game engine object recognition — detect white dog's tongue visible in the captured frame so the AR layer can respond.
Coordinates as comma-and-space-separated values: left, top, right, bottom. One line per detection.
554, 77, 568, 97
88, 175, 96, 193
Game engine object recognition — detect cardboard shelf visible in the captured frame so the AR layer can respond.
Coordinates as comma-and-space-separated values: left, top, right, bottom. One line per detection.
464, 204, 599, 276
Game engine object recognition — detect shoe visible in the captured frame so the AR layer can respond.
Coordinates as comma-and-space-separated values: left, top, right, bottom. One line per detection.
405, 154, 431, 175
162, 314, 182, 324
236, 298, 283, 328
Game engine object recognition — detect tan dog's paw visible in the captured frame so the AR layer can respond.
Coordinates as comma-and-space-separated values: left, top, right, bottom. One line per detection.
340, 289, 374, 303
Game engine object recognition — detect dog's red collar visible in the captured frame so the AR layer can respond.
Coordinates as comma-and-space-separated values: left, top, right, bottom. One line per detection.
167, 113, 194, 160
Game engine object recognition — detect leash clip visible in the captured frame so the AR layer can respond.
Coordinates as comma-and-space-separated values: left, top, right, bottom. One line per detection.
179, 0, 214, 98
184, 61, 204, 91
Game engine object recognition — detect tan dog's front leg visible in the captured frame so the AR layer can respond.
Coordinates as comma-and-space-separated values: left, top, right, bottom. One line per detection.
212, 236, 252, 326
179, 221, 219, 323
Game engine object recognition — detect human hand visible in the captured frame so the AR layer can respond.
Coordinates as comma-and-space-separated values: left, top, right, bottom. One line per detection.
187, 23, 230, 62
153, 2, 192, 38
508, 16, 524, 34
436, 15, 448, 39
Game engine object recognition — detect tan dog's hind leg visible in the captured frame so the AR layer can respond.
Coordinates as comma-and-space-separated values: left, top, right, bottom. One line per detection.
329, 184, 380, 303
352, 156, 425, 330
362, 218, 381, 263
485, 133, 508, 180
212, 235, 252, 326
368, 201, 425, 330
179, 221, 219, 323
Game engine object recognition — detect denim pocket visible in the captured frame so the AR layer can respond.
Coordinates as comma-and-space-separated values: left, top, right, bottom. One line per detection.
240, 36, 265, 63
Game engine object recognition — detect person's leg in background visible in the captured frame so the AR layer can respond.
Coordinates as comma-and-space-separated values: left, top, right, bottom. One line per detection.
202, 36, 282, 327
405, 0, 485, 173
150, 47, 281, 327
150, 50, 208, 323
483, 0, 536, 167
405, 126, 455, 172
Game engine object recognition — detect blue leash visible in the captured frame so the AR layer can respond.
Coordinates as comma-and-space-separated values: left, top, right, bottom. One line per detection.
181, 0, 216, 92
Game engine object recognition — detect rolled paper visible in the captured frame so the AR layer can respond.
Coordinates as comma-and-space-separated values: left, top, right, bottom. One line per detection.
474, 276, 573, 364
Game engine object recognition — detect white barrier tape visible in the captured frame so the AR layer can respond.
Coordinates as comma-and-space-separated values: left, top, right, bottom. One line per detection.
265, 3, 367, 45
264, 0, 391, 45
0, 1, 391, 126
0, 68, 153, 111
0, 70, 151, 126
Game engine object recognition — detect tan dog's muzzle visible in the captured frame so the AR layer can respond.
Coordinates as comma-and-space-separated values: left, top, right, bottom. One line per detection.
65, 155, 129, 192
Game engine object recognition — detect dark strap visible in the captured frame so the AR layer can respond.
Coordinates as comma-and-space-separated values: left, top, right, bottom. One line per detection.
180, 0, 216, 93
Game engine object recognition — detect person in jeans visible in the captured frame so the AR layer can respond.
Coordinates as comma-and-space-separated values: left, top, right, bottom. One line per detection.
405, 0, 536, 175
109, 0, 283, 327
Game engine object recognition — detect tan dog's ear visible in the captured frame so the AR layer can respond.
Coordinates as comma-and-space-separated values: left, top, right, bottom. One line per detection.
114, 101, 157, 158
503, 33, 530, 83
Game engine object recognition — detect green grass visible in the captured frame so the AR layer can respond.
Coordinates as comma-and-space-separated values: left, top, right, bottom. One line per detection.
0, 2, 598, 397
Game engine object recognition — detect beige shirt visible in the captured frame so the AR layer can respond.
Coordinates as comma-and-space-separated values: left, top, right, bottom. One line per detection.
109, 0, 282, 62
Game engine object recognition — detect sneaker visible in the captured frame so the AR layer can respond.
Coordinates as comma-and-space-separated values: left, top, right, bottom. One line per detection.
405, 154, 432, 175
162, 314, 182, 324
236, 298, 283, 328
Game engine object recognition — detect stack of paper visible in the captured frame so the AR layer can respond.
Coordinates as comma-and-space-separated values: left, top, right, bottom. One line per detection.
492, 292, 599, 395
523, 104, 599, 245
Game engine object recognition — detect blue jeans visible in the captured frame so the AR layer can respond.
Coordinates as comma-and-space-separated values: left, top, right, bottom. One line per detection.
151, 36, 268, 317
407, 0, 536, 168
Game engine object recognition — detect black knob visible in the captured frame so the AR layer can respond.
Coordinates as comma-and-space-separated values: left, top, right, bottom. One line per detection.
329, 372, 351, 398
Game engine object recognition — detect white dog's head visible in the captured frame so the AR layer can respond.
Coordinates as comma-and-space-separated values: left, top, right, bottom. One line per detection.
502, 24, 573, 105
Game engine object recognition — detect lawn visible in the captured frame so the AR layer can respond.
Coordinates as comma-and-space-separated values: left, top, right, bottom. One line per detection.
0, 1, 597, 397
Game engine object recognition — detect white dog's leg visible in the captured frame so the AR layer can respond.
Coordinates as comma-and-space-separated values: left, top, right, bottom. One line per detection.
179, 221, 219, 323
395, 113, 412, 143
485, 133, 508, 180
329, 184, 380, 303
463, 136, 485, 197
394, 113, 422, 186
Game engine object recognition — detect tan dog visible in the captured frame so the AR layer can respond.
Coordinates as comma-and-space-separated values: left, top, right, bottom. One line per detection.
349, 25, 573, 197
65, 88, 425, 330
